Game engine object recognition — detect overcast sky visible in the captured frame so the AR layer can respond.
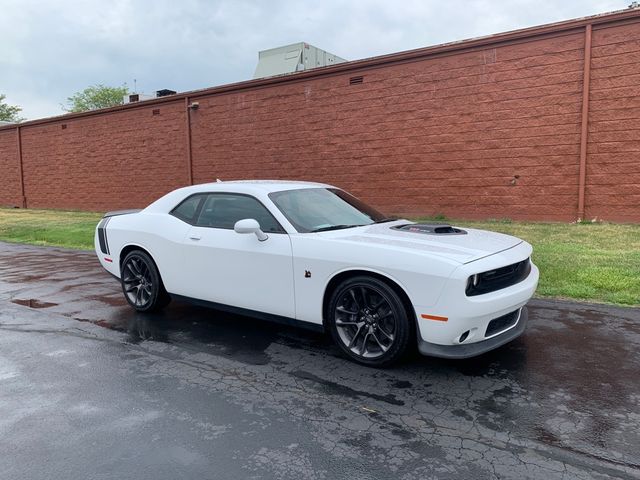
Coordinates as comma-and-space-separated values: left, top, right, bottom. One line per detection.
0, 0, 625, 120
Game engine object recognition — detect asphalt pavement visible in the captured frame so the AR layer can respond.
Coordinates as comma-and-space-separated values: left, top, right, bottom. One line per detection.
0, 242, 638, 480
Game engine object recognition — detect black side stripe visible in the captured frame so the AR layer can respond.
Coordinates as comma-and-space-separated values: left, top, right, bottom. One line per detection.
97, 217, 111, 255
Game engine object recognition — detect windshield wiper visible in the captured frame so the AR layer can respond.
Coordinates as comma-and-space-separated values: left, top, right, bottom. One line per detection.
310, 224, 364, 233
374, 217, 397, 224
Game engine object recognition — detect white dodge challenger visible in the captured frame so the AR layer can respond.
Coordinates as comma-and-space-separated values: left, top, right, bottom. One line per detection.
95, 180, 539, 367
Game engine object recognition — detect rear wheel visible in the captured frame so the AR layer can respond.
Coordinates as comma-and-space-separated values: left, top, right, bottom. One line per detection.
327, 276, 411, 367
121, 250, 170, 312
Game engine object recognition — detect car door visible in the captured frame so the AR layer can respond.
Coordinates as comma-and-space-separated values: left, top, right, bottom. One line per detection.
181, 192, 295, 318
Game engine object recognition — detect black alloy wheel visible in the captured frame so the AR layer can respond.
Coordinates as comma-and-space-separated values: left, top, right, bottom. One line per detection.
328, 276, 412, 367
121, 250, 170, 312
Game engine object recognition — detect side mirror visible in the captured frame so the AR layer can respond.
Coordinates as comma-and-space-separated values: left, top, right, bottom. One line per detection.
234, 218, 268, 242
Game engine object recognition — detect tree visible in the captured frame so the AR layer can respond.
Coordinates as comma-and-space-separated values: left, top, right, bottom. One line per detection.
0, 94, 24, 122
65, 84, 129, 112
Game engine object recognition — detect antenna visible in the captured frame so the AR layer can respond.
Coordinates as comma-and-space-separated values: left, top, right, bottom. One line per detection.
133, 78, 137, 93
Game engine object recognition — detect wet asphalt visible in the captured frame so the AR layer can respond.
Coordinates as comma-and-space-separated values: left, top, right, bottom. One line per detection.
0, 242, 638, 480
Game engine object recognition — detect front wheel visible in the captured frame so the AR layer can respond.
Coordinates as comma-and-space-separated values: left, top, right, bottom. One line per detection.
121, 250, 170, 312
327, 276, 412, 367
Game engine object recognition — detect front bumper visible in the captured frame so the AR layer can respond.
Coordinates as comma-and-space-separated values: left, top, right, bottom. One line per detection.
412, 241, 538, 358
417, 307, 528, 359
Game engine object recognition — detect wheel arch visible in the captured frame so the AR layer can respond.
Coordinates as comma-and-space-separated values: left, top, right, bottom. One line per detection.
322, 269, 417, 335
118, 243, 171, 311
119, 243, 149, 266
118, 243, 161, 279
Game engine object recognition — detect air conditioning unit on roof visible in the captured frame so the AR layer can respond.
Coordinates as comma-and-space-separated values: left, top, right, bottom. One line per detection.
253, 42, 347, 79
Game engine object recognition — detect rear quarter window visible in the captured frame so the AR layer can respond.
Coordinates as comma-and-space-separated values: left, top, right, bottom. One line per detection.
170, 194, 205, 224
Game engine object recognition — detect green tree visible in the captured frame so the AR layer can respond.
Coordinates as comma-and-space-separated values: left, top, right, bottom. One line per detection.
65, 84, 129, 112
0, 94, 24, 122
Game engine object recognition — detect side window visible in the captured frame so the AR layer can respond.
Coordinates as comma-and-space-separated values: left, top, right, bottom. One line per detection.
195, 194, 284, 233
170, 194, 205, 224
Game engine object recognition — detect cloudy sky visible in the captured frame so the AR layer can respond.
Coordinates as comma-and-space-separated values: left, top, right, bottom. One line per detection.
0, 0, 624, 120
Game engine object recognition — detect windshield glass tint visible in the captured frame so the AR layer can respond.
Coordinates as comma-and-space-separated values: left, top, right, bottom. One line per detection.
269, 188, 386, 233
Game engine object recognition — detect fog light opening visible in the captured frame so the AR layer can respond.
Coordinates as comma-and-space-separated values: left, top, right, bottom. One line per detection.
459, 330, 470, 343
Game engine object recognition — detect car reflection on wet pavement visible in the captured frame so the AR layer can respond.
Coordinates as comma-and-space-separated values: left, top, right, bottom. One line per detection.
0, 242, 639, 479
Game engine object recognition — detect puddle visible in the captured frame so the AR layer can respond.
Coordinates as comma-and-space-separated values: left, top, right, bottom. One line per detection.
72, 309, 276, 365
292, 370, 405, 406
391, 380, 413, 389
11, 299, 58, 309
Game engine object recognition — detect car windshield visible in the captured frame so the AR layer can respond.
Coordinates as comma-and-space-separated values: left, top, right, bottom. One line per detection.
268, 188, 389, 233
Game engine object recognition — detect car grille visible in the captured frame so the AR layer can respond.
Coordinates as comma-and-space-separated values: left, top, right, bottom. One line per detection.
485, 309, 520, 338
466, 258, 531, 296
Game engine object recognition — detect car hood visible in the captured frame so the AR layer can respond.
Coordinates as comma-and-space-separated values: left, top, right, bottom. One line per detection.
319, 220, 523, 264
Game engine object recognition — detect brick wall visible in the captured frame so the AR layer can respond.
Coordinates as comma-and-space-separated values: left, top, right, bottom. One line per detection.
192, 32, 586, 221
587, 22, 640, 222
0, 129, 20, 207
1, 11, 639, 222
20, 101, 189, 211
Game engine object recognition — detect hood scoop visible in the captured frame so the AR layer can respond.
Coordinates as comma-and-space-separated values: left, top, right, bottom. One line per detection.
391, 223, 467, 235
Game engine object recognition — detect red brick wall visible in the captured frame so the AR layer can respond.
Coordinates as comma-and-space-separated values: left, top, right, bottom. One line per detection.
20, 101, 188, 210
192, 33, 585, 221
587, 23, 640, 222
0, 130, 21, 207
1, 14, 639, 222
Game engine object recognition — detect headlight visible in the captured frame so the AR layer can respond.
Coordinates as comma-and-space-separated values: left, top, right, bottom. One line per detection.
466, 258, 531, 296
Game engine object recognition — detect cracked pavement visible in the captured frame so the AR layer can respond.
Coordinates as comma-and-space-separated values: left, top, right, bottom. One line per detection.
0, 242, 639, 479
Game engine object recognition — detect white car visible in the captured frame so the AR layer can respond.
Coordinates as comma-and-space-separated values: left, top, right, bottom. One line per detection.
95, 180, 539, 366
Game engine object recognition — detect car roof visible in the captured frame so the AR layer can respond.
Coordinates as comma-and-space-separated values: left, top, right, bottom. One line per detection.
144, 179, 335, 214
189, 179, 334, 194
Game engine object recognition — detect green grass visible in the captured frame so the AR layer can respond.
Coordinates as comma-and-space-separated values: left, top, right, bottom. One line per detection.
415, 216, 640, 306
0, 208, 638, 306
0, 208, 102, 250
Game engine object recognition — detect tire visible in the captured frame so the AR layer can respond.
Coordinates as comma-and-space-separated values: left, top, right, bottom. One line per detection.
327, 275, 412, 367
120, 250, 171, 312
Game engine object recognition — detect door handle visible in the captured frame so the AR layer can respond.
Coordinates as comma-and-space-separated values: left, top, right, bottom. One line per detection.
189, 235, 201, 241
